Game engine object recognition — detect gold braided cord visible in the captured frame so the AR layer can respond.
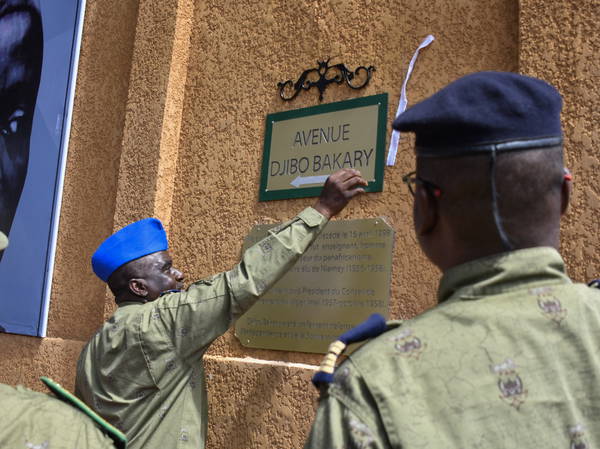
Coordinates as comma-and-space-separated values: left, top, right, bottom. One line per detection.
328, 340, 346, 356
317, 340, 347, 374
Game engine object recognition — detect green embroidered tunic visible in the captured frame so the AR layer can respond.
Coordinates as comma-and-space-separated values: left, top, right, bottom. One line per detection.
305, 247, 600, 449
76, 208, 327, 449
0, 383, 117, 449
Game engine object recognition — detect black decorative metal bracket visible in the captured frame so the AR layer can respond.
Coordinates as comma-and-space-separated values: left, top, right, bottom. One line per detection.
278, 58, 375, 102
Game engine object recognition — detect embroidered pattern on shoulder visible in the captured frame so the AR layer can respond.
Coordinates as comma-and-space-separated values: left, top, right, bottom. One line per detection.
491, 358, 527, 410
335, 366, 350, 383
569, 424, 589, 449
26, 442, 49, 449
255, 280, 268, 294
530, 287, 567, 325
259, 238, 273, 254
93, 394, 102, 411
166, 357, 177, 371
189, 366, 198, 389
389, 328, 426, 359
347, 413, 375, 449
108, 317, 120, 333
159, 406, 169, 419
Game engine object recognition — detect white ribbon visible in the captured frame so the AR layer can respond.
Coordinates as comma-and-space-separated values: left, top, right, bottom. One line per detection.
386, 34, 435, 166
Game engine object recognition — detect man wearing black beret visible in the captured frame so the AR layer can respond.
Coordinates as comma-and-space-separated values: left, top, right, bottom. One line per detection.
305, 72, 600, 448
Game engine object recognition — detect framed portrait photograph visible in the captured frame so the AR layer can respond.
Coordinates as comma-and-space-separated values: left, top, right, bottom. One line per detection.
0, 0, 85, 336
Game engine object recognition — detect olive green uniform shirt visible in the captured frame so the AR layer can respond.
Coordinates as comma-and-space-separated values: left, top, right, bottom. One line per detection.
0, 383, 116, 449
305, 247, 600, 449
76, 207, 327, 449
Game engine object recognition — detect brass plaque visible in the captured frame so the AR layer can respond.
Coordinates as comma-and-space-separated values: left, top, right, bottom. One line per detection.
259, 94, 388, 201
235, 218, 394, 354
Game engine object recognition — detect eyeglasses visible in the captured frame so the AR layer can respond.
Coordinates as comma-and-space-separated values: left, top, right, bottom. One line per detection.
402, 171, 442, 198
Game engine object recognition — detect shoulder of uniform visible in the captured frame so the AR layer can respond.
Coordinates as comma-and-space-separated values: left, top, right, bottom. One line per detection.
41, 377, 127, 449
384, 319, 403, 330
312, 314, 401, 391
159, 288, 183, 297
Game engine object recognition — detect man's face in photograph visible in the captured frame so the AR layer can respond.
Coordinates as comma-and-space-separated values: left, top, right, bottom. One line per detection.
0, 0, 43, 249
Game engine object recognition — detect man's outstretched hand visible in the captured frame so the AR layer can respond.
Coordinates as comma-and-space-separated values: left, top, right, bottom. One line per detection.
313, 169, 368, 219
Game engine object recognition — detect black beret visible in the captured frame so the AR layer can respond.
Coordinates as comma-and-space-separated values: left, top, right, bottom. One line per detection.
392, 71, 563, 157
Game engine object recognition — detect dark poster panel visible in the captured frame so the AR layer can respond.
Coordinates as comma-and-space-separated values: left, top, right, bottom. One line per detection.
0, 0, 85, 336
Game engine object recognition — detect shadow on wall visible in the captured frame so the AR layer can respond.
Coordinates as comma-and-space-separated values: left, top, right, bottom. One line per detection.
207, 360, 317, 449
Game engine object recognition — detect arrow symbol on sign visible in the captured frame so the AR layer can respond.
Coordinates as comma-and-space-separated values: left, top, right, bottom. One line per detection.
290, 175, 330, 187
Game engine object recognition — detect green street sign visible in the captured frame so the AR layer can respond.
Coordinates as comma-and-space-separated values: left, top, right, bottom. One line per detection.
259, 94, 388, 201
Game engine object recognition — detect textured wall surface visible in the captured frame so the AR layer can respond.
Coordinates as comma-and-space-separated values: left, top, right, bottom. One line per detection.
46, 0, 140, 341
0, 335, 84, 391
2, 1, 598, 448
170, 0, 518, 367
204, 356, 319, 449
169, 1, 517, 447
520, 0, 600, 283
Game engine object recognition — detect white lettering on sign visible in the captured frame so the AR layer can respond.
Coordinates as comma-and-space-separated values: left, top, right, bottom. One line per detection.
260, 97, 386, 200
292, 124, 350, 147
269, 149, 374, 182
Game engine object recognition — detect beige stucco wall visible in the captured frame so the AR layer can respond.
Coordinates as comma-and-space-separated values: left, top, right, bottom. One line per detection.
0, 1, 598, 448
520, 0, 600, 282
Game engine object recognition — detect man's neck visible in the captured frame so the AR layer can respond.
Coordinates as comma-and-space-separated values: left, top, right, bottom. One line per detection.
115, 292, 148, 305
439, 225, 560, 273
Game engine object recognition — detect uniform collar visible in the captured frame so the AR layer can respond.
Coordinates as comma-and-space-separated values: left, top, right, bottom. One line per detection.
116, 289, 181, 308
116, 300, 145, 308
438, 247, 571, 303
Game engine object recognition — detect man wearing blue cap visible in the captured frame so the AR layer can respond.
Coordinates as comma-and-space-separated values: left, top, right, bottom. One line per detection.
75, 168, 367, 449
305, 72, 600, 448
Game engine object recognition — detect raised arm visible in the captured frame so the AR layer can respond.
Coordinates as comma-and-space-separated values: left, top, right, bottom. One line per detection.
161, 169, 367, 356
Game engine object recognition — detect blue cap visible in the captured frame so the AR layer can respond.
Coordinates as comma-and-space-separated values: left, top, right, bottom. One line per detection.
393, 71, 563, 157
91, 218, 168, 282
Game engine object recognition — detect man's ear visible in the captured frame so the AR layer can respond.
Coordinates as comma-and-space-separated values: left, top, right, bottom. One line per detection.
560, 168, 572, 215
414, 186, 438, 236
129, 278, 148, 298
